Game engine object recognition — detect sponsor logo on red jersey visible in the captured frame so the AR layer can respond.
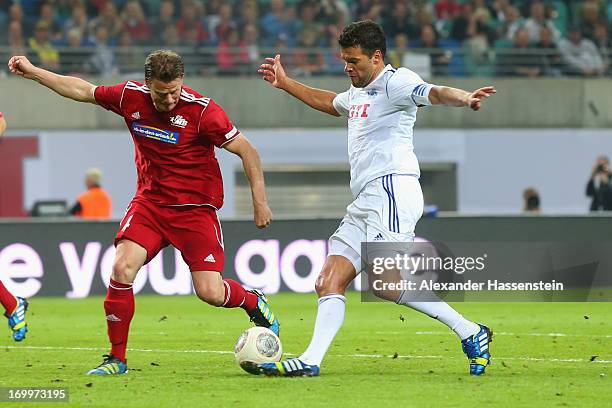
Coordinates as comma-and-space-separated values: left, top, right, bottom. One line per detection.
132, 123, 179, 144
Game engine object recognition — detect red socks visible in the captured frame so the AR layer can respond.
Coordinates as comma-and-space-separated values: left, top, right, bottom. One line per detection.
0, 281, 17, 315
222, 279, 258, 312
103, 279, 135, 362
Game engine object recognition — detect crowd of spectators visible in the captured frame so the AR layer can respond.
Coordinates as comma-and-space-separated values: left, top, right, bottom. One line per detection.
0, 0, 611, 77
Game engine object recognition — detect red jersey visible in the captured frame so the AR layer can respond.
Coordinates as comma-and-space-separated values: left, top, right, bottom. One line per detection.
94, 81, 240, 208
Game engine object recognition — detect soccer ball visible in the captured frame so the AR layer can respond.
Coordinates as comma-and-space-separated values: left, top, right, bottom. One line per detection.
234, 327, 282, 374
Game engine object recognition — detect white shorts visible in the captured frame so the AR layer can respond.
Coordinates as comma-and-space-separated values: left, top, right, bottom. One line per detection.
329, 174, 424, 273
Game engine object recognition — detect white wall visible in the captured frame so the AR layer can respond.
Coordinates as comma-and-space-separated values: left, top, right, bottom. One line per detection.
18, 128, 612, 218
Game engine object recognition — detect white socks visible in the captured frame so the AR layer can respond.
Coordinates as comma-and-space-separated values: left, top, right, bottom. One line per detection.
397, 292, 479, 340
299, 294, 346, 366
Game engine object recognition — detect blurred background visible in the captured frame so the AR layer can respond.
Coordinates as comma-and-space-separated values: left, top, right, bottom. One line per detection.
1, 0, 612, 297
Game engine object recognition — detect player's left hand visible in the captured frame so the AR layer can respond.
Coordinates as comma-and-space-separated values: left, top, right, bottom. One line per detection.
467, 86, 496, 111
254, 203, 272, 229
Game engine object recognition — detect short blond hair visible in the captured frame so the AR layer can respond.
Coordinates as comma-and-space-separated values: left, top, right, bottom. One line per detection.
86, 168, 102, 185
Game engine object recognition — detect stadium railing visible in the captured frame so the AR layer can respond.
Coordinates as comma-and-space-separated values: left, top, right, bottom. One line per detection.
0, 46, 609, 78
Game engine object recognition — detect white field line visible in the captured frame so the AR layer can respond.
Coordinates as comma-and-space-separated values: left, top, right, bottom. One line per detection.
375, 331, 612, 338
3, 345, 611, 364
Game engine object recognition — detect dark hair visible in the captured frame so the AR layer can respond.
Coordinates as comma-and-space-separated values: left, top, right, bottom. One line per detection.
144, 49, 184, 82
523, 187, 540, 211
526, 195, 540, 211
338, 20, 387, 58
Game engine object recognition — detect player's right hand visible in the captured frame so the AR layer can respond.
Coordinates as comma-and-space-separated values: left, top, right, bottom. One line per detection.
254, 202, 272, 229
8, 56, 37, 79
258, 54, 287, 89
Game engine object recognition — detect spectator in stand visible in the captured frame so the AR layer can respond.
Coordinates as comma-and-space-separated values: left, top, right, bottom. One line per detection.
54, 0, 74, 20
522, 187, 541, 213
236, 0, 258, 28
586, 155, 612, 211
217, 27, 249, 75
260, 0, 286, 46
536, 25, 563, 76
580, 1, 603, 42
497, 27, 543, 77
450, 2, 475, 42
387, 33, 409, 69
351, 0, 373, 21
435, 0, 461, 20
38, 2, 62, 42
8, 20, 27, 56
523, 1, 560, 43
88, 2, 123, 44
70, 168, 112, 220
115, 31, 143, 75
281, 5, 300, 46
384, 1, 418, 40
182, 26, 203, 48
473, 0, 493, 26
299, 1, 325, 46
29, 21, 60, 72
357, 0, 382, 23
213, 4, 236, 45
492, 0, 512, 23
60, 27, 91, 75
8, 3, 32, 37
592, 22, 610, 75
318, 0, 350, 27
121, 0, 152, 45
243, 23, 260, 68
418, 24, 451, 76
151, 0, 176, 44
177, 0, 208, 46
87, 25, 118, 76
63, 2, 89, 39
293, 28, 325, 77
502, 5, 524, 40
322, 26, 344, 75
161, 25, 181, 47
559, 26, 605, 76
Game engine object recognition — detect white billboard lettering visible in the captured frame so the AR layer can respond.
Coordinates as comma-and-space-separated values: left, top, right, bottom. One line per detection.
235, 240, 280, 293
148, 249, 192, 295
60, 242, 102, 299
280, 240, 326, 293
0, 243, 43, 297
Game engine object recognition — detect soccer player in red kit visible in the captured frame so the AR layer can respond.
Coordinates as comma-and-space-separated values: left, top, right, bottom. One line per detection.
8, 50, 280, 375
0, 112, 29, 342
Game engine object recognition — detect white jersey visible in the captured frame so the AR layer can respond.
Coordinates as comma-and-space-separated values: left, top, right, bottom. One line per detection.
332, 65, 434, 197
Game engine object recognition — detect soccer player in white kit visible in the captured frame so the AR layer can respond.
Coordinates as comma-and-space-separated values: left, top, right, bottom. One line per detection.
257, 20, 496, 376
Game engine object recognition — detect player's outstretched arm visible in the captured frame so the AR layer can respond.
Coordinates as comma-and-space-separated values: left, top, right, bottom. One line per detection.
428, 85, 496, 111
8, 56, 97, 104
0, 113, 6, 138
258, 54, 341, 117
224, 134, 272, 229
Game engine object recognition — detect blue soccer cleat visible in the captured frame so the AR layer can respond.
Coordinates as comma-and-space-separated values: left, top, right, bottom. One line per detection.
87, 354, 128, 375
247, 290, 280, 336
258, 358, 320, 377
461, 324, 493, 375
5, 297, 28, 342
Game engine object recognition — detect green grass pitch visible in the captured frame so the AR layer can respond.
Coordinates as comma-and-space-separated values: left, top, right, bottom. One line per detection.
0, 293, 610, 407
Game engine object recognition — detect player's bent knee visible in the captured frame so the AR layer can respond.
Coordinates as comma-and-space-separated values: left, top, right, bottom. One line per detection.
111, 258, 139, 284
315, 256, 356, 296
315, 271, 348, 297
194, 285, 225, 306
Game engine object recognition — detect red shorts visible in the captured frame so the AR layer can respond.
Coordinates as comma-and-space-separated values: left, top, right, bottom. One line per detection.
115, 198, 224, 272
